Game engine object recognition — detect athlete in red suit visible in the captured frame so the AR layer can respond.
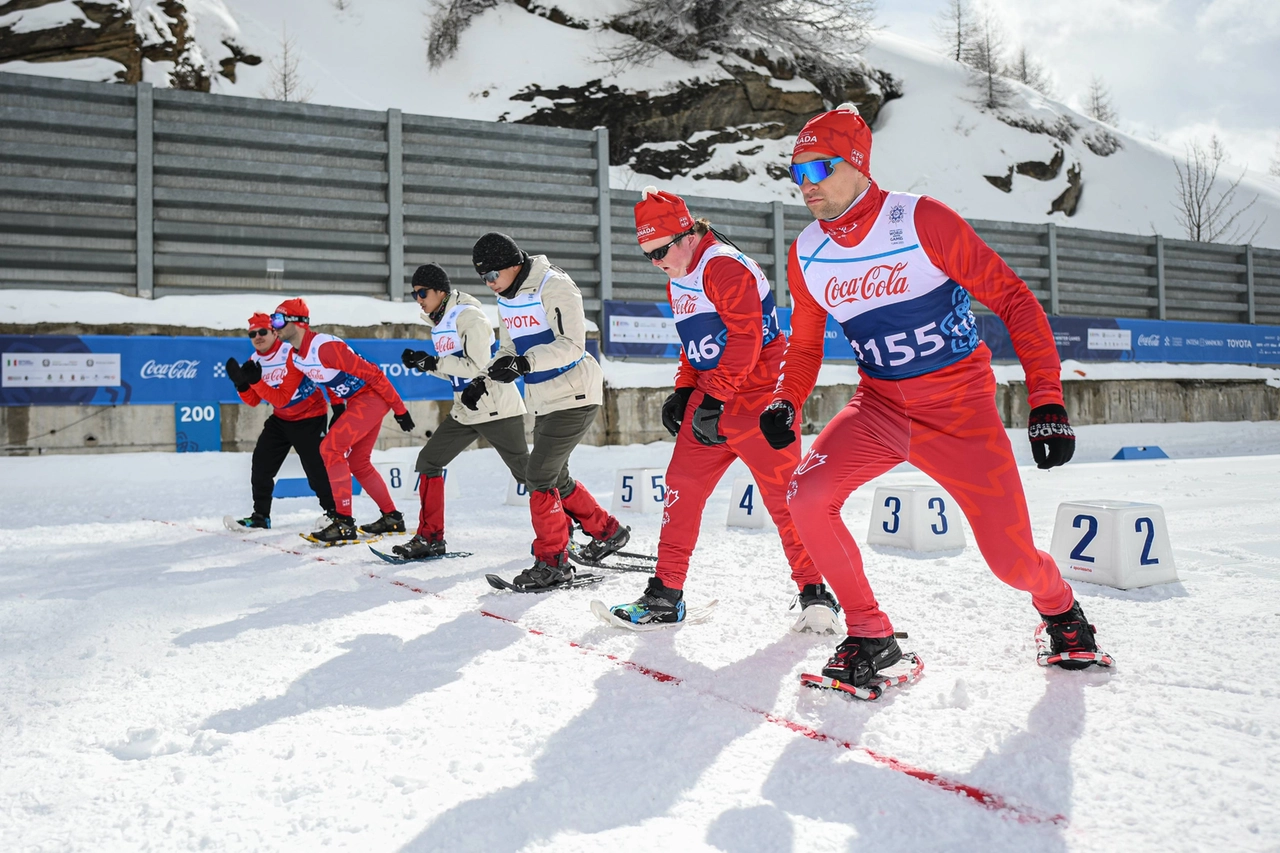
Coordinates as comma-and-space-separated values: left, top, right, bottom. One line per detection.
760, 105, 1111, 683
250, 298, 416, 545
603, 188, 831, 630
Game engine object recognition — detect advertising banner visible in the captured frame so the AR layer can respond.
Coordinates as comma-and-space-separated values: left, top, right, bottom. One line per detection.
0, 335, 457, 406
604, 301, 1280, 367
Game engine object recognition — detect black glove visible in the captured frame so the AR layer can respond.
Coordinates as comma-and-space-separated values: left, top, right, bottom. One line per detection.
689, 394, 727, 446
328, 403, 345, 430
487, 354, 531, 384
394, 411, 416, 433
661, 387, 695, 437
460, 376, 487, 411
402, 348, 438, 373
225, 357, 250, 393
759, 399, 797, 450
240, 359, 262, 386
1028, 404, 1075, 470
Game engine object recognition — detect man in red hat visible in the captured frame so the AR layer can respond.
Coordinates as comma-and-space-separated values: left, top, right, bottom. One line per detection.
249, 298, 416, 545
761, 104, 1111, 687
222, 312, 337, 530
599, 187, 829, 630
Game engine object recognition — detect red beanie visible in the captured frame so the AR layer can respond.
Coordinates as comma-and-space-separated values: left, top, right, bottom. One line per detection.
634, 186, 694, 244
248, 312, 272, 331
792, 103, 872, 177
274, 298, 310, 325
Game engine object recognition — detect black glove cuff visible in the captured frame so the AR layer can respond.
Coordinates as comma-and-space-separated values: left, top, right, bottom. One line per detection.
700, 394, 724, 409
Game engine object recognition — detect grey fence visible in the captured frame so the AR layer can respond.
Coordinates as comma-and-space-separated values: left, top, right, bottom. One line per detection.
2, 71, 1279, 327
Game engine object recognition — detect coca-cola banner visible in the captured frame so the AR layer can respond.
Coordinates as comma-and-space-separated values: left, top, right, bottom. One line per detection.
0, 335, 457, 406
604, 301, 1280, 366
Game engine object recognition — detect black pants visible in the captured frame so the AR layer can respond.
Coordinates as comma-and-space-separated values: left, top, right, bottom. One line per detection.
252, 414, 335, 517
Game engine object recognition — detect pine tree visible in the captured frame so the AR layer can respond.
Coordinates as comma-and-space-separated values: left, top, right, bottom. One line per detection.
966, 9, 1012, 109
1085, 75, 1118, 125
1007, 45, 1054, 97
933, 0, 979, 63
261, 24, 313, 103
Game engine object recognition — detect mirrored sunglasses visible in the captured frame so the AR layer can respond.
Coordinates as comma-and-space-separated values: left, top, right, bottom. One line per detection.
789, 156, 844, 186
643, 229, 695, 262
479, 270, 502, 284
270, 312, 307, 329
247, 328, 272, 338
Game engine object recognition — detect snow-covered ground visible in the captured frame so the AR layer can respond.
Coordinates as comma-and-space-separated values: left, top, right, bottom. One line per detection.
3, 422, 1280, 851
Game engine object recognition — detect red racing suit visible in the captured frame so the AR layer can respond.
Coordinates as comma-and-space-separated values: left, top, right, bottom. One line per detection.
238, 338, 330, 420
252, 329, 407, 517
656, 231, 820, 591
775, 182, 1075, 636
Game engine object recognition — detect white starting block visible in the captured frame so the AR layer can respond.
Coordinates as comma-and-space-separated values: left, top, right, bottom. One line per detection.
505, 475, 530, 506
373, 464, 459, 503
727, 476, 769, 528
866, 484, 966, 552
1050, 500, 1177, 589
613, 468, 666, 513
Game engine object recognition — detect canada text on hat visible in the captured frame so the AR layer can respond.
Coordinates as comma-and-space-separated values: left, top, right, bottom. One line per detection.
792, 102, 872, 176
248, 312, 273, 330
634, 186, 694, 243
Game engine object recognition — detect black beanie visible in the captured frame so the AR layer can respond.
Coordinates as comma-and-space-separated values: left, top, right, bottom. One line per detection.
472, 232, 526, 275
412, 263, 451, 294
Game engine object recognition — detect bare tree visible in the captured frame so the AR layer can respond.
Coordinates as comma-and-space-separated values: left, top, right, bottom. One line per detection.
1007, 45, 1053, 96
933, 0, 978, 63
1269, 136, 1280, 178
966, 9, 1012, 109
1172, 136, 1262, 243
426, 0, 499, 68
1084, 75, 1117, 125
261, 24, 313, 102
605, 0, 876, 92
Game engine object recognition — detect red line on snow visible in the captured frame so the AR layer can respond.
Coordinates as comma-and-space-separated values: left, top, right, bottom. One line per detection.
479, 609, 1066, 827
151, 517, 1062, 826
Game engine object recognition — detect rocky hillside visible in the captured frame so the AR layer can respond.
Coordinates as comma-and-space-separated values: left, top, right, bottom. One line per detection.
2, 0, 1278, 246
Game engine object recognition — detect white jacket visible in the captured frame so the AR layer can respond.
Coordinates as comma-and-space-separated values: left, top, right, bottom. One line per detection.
422, 290, 526, 425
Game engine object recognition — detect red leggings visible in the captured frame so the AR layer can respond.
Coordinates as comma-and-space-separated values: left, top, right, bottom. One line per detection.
658, 389, 820, 590
786, 346, 1073, 636
320, 391, 396, 517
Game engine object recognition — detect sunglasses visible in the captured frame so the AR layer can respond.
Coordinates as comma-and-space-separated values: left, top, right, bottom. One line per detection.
643, 229, 694, 262
270, 313, 308, 329
789, 156, 844, 186
413, 287, 432, 300
479, 270, 502, 284
247, 328, 272, 338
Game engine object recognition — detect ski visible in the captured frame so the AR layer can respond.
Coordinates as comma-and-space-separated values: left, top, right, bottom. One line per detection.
484, 571, 606, 594
1034, 621, 1115, 669
566, 542, 657, 573
800, 652, 925, 701
368, 546, 473, 565
299, 531, 383, 548
589, 598, 719, 632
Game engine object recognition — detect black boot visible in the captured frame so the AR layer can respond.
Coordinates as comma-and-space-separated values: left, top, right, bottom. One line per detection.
312, 514, 358, 545
821, 635, 902, 686
791, 582, 842, 634
392, 534, 447, 559
575, 522, 631, 563
359, 510, 405, 535
1038, 602, 1110, 670
512, 552, 574, 590
610, 576, 685, 625
230, 512, 271, 530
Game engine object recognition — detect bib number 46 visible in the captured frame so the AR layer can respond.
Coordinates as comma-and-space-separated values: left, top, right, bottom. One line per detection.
686, 334, 722, 364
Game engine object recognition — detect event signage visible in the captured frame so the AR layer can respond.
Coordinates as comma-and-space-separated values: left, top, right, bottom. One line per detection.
602, 300, 1280, 366
0, 335, 456, 406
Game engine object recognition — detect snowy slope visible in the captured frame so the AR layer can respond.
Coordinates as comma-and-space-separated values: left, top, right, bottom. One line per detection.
3, 1, 1279, 248
2, 424, 1280, 851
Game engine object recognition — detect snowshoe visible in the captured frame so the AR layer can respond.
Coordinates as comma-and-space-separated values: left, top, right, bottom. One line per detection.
821, 635, 903, 685
359, 510, 405, 536
575, 523, 630, 563
1035, 602, 1114, 670
224, 513, 270, 531
485, 566, 604, 594
802, 651, 925, 701
603, 575, 685, 627
590, 594, 718, 632
790, 582, 842, 634
392, 534, 446, 559
300, 514, 362, 546
567, 525, 655, 572
369, 544, 472, 565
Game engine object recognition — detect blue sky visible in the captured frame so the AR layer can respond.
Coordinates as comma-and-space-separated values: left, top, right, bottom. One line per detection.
877, 0, 1280, 172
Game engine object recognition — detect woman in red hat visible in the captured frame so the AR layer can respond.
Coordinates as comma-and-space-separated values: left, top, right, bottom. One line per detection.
223, 312, 337, 530
599, 188, 830, 629
761, 104, 1110, 688
248, 298, 416, 545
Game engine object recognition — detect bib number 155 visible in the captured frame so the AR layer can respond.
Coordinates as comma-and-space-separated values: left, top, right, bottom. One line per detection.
851, 322, 946, 368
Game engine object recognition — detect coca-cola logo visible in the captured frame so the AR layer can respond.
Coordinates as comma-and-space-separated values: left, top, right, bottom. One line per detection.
140, 359, 199, 379
671, 294, 699, 315
824, 262, 910, 307
437, 337, 458, 353
502, 315, 542, 330
263, 366, 287, 385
